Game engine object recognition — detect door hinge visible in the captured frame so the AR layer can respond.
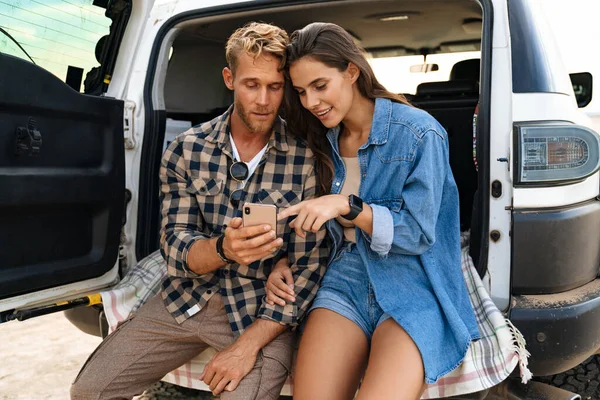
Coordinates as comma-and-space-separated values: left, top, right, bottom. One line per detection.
124, 100, 136, 150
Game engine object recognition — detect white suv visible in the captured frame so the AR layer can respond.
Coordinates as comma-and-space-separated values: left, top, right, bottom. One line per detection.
1, 0, 599, 397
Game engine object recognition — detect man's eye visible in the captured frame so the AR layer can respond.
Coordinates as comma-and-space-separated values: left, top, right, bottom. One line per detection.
246, 83, 257, 89
269, 84, 283, 91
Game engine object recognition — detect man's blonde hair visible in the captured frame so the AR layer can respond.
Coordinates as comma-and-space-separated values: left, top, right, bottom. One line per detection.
225, 22, 289, 74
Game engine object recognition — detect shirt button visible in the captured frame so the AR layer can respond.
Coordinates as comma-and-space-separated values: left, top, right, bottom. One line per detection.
335, 182, 340, 186
223, 269, 229, 274
206, 289, 212, 294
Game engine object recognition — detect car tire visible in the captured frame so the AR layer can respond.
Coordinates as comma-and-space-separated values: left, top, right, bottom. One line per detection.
534, 355, 600, 399
136, 382, 216, 399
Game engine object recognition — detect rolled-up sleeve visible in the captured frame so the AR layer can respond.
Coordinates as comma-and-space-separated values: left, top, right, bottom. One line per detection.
368, 204, 394, 254
159, 136, 209, 279
258, 167, 330, 326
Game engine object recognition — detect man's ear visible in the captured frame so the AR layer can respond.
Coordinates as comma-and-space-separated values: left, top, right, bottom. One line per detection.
223, 67, 234, 90
346, 62, 360, 84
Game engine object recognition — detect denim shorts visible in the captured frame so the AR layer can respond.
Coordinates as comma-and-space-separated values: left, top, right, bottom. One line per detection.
310, 242, 391, 340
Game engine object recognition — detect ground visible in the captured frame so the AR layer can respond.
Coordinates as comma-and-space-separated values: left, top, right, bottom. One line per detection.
0, 312, 101, 400
0, 312, 598, 399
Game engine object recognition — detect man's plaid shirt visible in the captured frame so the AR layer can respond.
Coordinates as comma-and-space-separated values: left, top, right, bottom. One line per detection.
159, 105, 330, 337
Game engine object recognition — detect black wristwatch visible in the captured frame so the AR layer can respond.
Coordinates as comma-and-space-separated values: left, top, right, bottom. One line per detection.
216, 234, 234, 264
341, 194, 363, 221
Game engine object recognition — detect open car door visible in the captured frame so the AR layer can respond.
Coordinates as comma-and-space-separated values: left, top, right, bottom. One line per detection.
0, 53, 125, 319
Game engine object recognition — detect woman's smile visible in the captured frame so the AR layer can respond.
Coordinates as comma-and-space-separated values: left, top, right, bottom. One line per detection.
314, 106, 333, 119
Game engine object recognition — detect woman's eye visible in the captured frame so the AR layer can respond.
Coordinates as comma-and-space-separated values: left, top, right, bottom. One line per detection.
316, 84, 326, 91
297, 90, 306, 96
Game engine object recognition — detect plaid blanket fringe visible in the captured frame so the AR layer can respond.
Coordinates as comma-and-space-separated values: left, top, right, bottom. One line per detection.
421, 247, 532, 398
101, 247, 531, 398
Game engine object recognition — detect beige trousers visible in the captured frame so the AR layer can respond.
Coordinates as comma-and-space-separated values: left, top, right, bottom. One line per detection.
70, 293, 294, 400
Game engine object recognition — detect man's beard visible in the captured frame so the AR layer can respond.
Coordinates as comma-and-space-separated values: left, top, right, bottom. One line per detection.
235, 100, 276, 135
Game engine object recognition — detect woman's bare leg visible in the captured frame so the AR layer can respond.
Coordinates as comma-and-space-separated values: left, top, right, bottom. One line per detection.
356, 319, 425, 400
293, 309, 370, 400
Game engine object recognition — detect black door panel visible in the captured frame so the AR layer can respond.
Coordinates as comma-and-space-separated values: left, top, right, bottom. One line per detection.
0, 53, 124, 300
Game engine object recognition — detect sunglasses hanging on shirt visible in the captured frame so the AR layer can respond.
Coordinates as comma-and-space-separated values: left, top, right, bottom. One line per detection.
228, 136, 269, 208
229, 161, 249, 207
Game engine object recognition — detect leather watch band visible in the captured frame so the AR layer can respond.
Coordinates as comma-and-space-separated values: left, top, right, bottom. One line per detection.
216, 234, 234, 264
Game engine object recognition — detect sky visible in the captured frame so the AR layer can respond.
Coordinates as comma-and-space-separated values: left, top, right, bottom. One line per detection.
538, 0, 600, 74
537, 0, 600, 113
0, 0, 110, 89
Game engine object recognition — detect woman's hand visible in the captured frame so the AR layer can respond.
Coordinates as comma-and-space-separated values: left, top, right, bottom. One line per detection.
266, 257, 295, 306
278, 194, 350, 239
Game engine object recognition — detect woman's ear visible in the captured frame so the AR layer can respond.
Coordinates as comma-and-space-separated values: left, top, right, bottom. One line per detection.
346, 62, 360, 84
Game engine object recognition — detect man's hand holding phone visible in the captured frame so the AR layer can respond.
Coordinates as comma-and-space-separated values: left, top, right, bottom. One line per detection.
222, 217, 282, 266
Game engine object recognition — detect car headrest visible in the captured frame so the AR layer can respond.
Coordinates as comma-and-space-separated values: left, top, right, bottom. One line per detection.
416, 80, 479, 96
450, 59, 480, 81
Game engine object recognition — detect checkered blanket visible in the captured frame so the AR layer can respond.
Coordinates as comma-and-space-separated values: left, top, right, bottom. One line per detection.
101, 246, 531, 398
421, 246, 532, 398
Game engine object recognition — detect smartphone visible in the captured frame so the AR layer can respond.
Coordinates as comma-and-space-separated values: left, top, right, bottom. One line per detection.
242, 203, 278, 235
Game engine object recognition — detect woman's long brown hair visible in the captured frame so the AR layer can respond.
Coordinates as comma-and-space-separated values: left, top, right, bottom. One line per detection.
284, 22, 411, 195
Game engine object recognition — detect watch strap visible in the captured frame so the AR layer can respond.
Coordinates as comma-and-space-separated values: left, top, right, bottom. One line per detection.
216, 234, 234, 264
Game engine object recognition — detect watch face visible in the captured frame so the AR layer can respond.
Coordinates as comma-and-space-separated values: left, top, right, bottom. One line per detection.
342, 195, 363, 221
350, 194, 363, 211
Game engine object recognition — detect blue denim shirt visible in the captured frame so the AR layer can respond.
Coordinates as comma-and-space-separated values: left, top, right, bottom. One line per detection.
326, 98, 480, 381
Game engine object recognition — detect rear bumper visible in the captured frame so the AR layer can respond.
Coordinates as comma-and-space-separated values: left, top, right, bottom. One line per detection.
511, 199, 600, 294
509, 278, 600, 376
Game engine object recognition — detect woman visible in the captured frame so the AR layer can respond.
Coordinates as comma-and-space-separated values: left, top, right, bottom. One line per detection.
266, 23, 480, 399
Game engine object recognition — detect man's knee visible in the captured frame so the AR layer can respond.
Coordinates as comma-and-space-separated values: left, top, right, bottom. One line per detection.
221, 332, 294, 400
262, 330, 295, 372
258, 350, 292, 397
221, 354, 289, 400
255, 331, 295, 399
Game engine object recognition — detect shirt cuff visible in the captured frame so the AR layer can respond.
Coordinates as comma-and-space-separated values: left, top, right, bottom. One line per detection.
257, 299, 298, 327
369, 204, 394, 255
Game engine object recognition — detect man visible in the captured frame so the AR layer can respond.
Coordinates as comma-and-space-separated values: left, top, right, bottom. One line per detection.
71, 22, 329, 400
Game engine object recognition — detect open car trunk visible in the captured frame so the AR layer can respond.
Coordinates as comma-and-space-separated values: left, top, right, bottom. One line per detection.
137, 0, 489, 276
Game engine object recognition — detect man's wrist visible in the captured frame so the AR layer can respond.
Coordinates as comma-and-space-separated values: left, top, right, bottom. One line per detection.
235, 318, 287, 355
216, 234, 234, 264
233, 334, 261, 356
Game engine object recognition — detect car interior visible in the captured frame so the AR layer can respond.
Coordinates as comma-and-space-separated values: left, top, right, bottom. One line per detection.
141, 0, 484, 261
